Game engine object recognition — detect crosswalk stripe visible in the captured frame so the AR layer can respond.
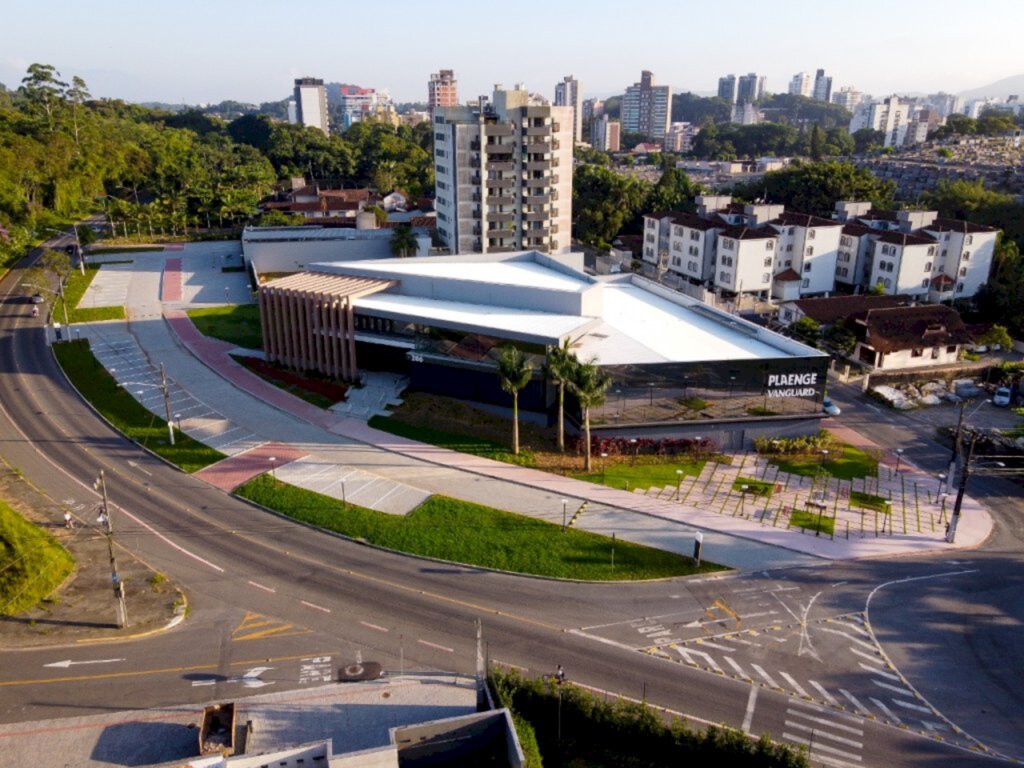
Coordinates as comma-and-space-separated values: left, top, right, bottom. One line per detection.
785, 708, 864, 735
751, 663, 779, 688
790, 701, 863, 724
784, 720, 863, 748
696, 640, 735, 651
921, 720, 950, 732
676, 648, 723, 674
818, 626, 875, 650
808, 680, 839, 706
782, 733, 863, 761
873, 679, 911, 695
838, 619, 871, 637
724, 656, 750, 680
869, 697, 902, 724
779, 672, 810, 698
893, 698, 932, 714
815, 754, 865, 768
849, 646, 883, 664
861, 662, 900, 679
839, 689, 871, 716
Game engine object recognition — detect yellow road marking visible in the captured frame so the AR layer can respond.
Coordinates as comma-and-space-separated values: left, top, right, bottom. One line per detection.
231, 611, 313, 641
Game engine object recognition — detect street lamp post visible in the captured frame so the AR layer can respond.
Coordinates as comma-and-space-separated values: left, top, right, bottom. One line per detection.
269, 456, 277, 480
820, 449, 829, 467
42, 226, 85, 276
740, 484, 749, 517
174, 413, 182, 436
630, 438, 638, 465
159, 363, 174, 446
883, 500, 892, 534
600, 452, 608, 484
94, 470, 128, 628
894, 448, 904, 475
561, 498, 568, 531
676, 469, 684, 500
936, 473, 947, 501
946, 432, 977, 543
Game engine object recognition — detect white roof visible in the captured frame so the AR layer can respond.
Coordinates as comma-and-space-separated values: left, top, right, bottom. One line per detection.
317, 258, 590, 293
356, 293, 592, 345
574, 283, 785, 365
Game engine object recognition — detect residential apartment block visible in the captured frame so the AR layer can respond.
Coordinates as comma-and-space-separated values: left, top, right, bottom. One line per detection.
591, 115, 621, 152
737, 73, 766, 104
622, 70, 671, 140
428, 70, 458, 111
718, 75, 738, 104
338, 84, 393, 130
554, 75, 582, 143
293, 77, 329, 135
432, 84, 573, 255
640, 197, 998, 303
788, 72, 812, 98
812, 69, 832, 103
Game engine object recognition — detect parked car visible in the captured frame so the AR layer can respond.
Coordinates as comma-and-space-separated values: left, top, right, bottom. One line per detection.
823, 397, 841, 416
993, 387, 1012, 407
30, 293, 44, 304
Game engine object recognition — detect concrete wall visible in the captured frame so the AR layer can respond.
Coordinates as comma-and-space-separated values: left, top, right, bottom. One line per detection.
243, 232, 430, 274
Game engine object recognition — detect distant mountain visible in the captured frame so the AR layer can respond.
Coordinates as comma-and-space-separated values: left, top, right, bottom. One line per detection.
959, 74, 1024, 100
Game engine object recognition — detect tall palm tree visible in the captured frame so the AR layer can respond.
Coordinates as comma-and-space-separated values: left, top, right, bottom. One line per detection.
497, 345, 533, 455
544, 338, 576, 453
389, 224, 418, 258
567, 358, 613, 473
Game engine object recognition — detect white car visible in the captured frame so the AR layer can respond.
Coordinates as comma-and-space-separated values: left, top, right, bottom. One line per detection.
822, 397, 841, 416
993, 387, 1012, 407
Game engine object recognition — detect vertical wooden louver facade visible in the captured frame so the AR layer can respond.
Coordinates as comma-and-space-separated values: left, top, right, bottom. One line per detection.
258, 272, 395, 382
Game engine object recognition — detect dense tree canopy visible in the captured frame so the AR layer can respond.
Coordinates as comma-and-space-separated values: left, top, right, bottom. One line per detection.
731, 161, 896, 217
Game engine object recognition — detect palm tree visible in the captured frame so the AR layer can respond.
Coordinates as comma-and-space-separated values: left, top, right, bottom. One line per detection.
390, 224, 418, 258
567, 358, 613, 473
497, 345, 533, 455
544, 339, 577, 453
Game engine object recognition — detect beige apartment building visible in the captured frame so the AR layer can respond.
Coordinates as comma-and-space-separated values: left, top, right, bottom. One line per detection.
432, 84, 573, 254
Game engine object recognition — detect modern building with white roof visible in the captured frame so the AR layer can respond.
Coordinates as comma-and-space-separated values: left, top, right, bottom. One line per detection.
257, 251, 829, 445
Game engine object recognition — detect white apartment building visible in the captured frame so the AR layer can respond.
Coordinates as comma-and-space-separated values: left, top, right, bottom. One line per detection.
835, 222, 877, 288
919, 217, 998, 301
642, 214, 672, 270
293, 77, 329, 135
591, 115, 620, 152
665, 122, 697, 152
554, 75, 582, 143
338, 84, 393, 130
433, 84, 573, 255
714, 225, 778, 295
789, 72, 812, 98
832, 87, 864, 112
666, 212, 718, 284
850, 96, 909, 147
812, 69, 832, 103
869, 230, 938, 298
768, 213, 842, 296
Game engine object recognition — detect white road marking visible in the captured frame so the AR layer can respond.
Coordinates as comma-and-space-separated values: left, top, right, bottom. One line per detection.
751, 663, 779, 688
676, 648, 723, 674
695, 640, 734, 651
300, 600, 330, 613
893, 698, 933, 714
44, 658, 125, 669
417, 639, 454, 653
861, 663, 899, 679
873, 680, 911, 695
247, 580, 275, 593
869, 697, 902, 724
782, 734, 863, 761
831, 581, 848, 587
779, 672, 810, 698
849, 646, 883, 664
742, 686, 758, 734
839, 689, 871, 716
921, 720, 950, 732
359, 621, 389, 632
492, 659, 528, 672
818, 626, 876, 649
808, 680, 840, 706
784, 720, 863, 748
724, 656, 750, 680
814, 754, 864, 768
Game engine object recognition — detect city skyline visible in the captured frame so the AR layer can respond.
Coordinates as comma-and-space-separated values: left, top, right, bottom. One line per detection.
1, 0, 1022, 106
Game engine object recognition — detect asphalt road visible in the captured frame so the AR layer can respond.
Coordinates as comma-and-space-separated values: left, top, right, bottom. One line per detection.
0, 250, 1018, 767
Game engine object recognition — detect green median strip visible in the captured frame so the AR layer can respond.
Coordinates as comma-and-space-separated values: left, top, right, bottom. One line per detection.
52, 340, 224, 473
235, 475, 725, 581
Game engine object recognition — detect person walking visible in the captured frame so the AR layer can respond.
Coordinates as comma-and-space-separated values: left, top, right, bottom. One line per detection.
63, 512, 74, 529
555, 664, 566, 684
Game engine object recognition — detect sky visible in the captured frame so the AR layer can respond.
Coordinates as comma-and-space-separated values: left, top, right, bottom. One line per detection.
2, 0, 1022, 106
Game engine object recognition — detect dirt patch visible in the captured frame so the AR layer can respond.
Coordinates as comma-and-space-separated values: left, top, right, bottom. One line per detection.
0, 464, 184, 648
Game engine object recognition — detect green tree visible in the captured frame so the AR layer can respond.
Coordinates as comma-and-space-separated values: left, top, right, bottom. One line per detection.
544, 339, 576, 453
977, 324, 1014, 351
497, 346, 533, 456
18, 63, 68, 133
389, 224, 418, 258
851, 128, 884, 155
809, 124, 823, 161
732, 161, 895, 217
647, 168, 701, 213
573, 164, 652, 250
365, 204, 387, 227
791, 316, 821, 346
567, 359, 612, 473
823, 321, 857, 355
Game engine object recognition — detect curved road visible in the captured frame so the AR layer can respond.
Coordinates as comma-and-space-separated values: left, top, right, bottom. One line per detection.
0, 252, 1016, 767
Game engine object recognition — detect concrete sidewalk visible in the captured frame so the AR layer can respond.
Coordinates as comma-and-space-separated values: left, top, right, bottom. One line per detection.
76, 249, 994, 570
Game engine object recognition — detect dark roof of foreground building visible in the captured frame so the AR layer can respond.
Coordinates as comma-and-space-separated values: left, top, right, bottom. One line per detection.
853, 304, 971, 354
788, 295, 912, 325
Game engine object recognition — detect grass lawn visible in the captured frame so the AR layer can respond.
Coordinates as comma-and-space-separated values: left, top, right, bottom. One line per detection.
770, 443, 878, 480
235, 475, 725, 580
188, 304, 263, 350
0, 499, 75, 615
369, 415, 536, 467
52, 265, 126, 323
732, 477, 774, 497
53, 340, 224, 473
573, 458, 704, 492
790, 508, 835, 536
849, 490, 889, 511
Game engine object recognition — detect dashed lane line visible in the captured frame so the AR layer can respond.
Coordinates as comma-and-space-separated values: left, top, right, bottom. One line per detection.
359, 621, 389, 632
300, 600, 330, 613
417, 639, 454, 653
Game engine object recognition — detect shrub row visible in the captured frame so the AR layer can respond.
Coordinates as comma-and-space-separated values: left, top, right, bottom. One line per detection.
583, 435, 717, 457
753, 430, 835, 456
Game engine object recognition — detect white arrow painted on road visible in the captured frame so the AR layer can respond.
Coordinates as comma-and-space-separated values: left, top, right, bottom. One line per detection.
127, 461, 153, 477
191, 667, 276, 689
44, 658, 125, 669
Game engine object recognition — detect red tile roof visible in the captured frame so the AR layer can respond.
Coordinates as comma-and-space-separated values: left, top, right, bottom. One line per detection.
876, 230, 936, 247
789, 295, 912, 325
719, 224, 777, 240
926, 218, 998, 234
841, 222, 877, 237
854, 305, 970, 354
773, 269, 801, 281
771, 212, 841, 228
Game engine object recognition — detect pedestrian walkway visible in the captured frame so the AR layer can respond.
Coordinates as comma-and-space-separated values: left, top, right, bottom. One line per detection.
77, 261, 133, 308
195, 442, 307, 491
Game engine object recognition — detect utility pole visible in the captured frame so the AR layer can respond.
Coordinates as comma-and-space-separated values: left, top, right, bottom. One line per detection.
160, 363, 174, 446
96, 470, 128, 628
946, 432, 977, 544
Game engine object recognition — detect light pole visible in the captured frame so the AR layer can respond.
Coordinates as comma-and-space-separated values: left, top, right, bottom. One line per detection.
883, 500, 892, 534
125, 365, 174, 446
740, 484, 749, 517
561, 498, 568, 531
94, 470, 128, 628
820, 449, 829, 468
42, 226, 85, 276
676, 469, 684, 500
600, 452, 608, 484
630, 438, 638, 465
894, 448, 904, 474
174, 413, 182, 435
269, 456, 277, 480
936, 473, 947, 501
946, 433, 1007, 543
